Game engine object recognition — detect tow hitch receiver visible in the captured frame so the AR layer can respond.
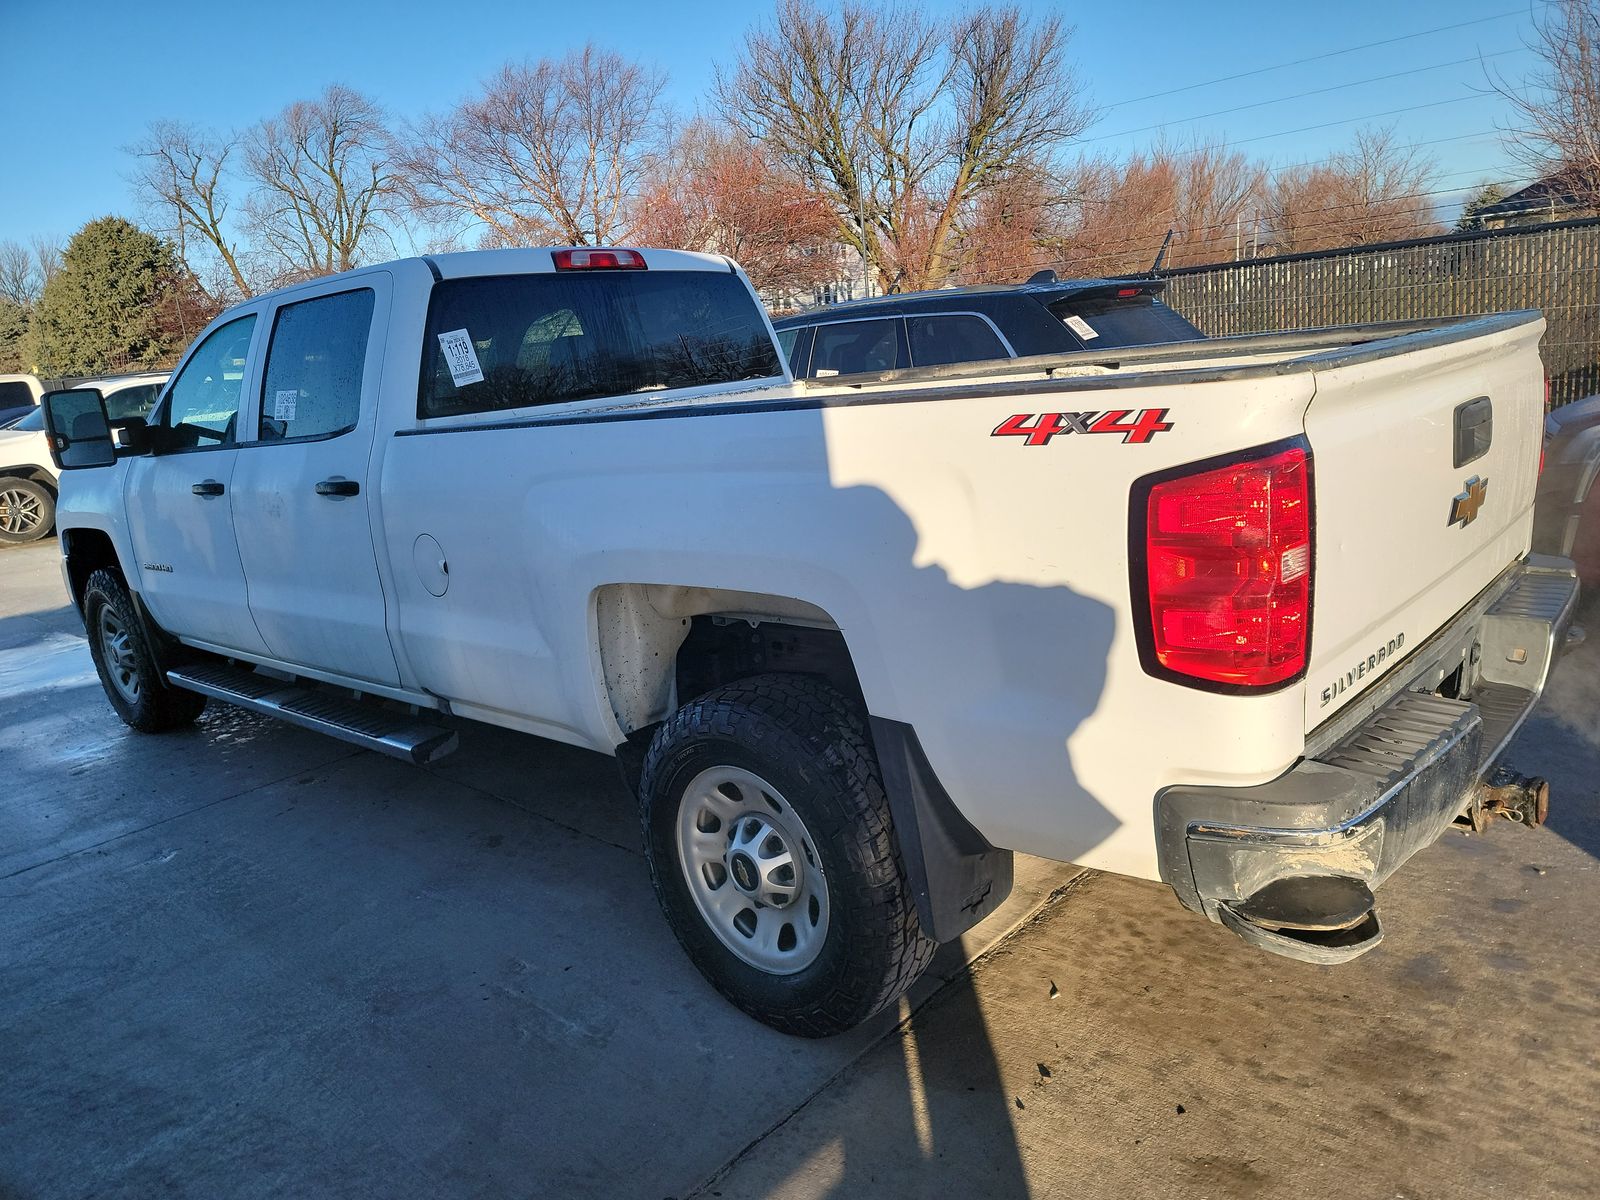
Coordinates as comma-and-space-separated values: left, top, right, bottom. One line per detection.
1460, 768, 1551, 832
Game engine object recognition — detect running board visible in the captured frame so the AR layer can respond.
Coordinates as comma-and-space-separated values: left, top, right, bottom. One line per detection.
166, 661, 459, 765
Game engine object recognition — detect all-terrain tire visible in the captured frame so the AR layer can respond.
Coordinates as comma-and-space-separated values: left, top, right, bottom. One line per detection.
0, 476, 55, 544
82, 568, 207, 732
639, 672, 936, 1037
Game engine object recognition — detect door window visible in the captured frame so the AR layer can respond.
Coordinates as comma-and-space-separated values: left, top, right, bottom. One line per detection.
103, 383, 162, 420
160, 314, 257, 449
809, 319, 900, 376
259, 289, 376, 441
906, 314, 1009, 367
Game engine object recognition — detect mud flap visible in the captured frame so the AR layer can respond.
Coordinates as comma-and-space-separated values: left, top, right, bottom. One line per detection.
869, 716, 1014, 943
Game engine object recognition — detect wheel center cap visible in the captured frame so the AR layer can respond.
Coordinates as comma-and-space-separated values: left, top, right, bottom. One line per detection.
729, 850, 759, 894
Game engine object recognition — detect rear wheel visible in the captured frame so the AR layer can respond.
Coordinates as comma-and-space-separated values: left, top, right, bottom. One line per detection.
639, 673, 935, 1037
0, 477, 54, 544
82, 568, 206, 732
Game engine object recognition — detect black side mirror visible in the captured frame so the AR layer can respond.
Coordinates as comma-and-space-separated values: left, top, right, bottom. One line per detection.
111, 416, 153, 455
42, 389, 116, 470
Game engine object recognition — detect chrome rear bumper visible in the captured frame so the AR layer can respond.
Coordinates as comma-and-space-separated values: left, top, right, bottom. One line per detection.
1156, 554, 1581, 964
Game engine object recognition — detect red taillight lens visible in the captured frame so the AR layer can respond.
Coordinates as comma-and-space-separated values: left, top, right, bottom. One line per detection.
551, 248, 647, 271
1141, 443, 1312, 689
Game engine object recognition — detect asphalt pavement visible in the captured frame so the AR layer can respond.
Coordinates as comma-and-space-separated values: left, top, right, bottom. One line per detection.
1, 537, 1595, 1199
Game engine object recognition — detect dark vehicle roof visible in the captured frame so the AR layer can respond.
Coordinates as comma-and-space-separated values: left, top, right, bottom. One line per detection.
770, 277, 1167, 328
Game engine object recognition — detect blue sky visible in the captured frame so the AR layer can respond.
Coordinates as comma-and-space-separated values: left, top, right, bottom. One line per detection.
0, 0, 1536, 245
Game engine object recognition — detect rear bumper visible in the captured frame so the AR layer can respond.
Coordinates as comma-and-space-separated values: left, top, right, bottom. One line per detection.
1155, 554, 1581, 963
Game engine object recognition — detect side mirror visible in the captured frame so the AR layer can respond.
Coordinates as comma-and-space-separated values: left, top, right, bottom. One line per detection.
112, 416, 153, 455
42, 389, 116, 470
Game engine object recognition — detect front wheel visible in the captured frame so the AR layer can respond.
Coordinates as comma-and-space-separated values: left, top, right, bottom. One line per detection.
639, 673, 935, 1037
82, 568, 207, 732
0, 477, 55, 544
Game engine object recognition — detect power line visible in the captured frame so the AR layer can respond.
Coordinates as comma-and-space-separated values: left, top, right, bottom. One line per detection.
1211, 94, 1497, 151
1082, 50, 1525, 144
1101, 9, 1525, 110
1262, 129, 1504, 178
970, 169, 1540, 280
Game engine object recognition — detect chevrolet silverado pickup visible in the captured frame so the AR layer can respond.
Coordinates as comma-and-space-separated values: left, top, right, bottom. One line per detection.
41, 246, 1580, 1036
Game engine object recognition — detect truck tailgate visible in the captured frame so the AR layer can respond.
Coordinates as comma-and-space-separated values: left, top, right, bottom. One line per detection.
1301, 315, 1546, 731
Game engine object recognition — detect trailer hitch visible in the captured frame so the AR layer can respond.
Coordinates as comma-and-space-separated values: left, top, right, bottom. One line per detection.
1461, 767, 1550, 832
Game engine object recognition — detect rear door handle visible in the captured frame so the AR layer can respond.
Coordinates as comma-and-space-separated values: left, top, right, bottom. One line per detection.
315, 478, 360, 497
191, 480, 225, 497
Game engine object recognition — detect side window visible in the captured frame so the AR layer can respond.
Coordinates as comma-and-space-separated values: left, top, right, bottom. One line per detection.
103, 384, 161, 421
906, 315, 1009, 367
259, 289, 376, 441
776, 327, 798, 359
161, 314, 257, 449
809, 319, 899, 377
0, 381, 35, 409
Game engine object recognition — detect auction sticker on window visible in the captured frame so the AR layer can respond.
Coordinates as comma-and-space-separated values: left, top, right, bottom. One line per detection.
1063, 314, 1099, 341
438, 329, 485, 386
273, 390, 297, 421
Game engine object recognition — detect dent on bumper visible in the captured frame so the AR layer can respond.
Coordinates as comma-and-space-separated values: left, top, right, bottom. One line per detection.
1156, 555, 1580, 960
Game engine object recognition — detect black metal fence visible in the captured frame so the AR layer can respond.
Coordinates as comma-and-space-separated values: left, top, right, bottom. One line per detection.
1154, 217, 1600, 409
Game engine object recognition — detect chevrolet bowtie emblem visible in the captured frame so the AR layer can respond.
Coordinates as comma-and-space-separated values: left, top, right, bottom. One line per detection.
1449, 475, 1489, 528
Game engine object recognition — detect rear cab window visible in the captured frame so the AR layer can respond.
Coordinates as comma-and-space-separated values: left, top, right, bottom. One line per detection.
1048, 293, 1203, 351
418, 271, 782, 419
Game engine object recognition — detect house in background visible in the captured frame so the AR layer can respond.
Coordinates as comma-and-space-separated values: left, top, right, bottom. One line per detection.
1474, 169, 1599, 229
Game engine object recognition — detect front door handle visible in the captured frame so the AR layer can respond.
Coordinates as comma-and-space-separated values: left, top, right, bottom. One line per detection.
191, 480, 225, 497
315, 478, 360, 498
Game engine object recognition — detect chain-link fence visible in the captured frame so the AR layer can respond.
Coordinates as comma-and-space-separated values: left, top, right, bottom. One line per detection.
1153, 216, 1600, 410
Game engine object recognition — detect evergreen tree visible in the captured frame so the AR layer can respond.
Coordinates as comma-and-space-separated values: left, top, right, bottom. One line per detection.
20, 217, 182, 376
1456, 183, 1510, 232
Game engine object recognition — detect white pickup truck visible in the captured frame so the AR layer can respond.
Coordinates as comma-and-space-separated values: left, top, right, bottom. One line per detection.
42, 247, 1580, 1035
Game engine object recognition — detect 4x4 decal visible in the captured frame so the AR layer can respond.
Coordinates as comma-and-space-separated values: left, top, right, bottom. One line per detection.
991, 408, 1174, 446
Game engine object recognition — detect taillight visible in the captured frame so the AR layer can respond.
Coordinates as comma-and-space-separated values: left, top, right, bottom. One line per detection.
551, 248, 647, 271
1136, 441, 1312, 690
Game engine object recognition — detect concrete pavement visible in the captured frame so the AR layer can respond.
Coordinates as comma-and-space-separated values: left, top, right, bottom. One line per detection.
1, 537, 1596, 1199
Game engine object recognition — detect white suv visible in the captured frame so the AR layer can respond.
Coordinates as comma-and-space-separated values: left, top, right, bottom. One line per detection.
0, 372, 166, 543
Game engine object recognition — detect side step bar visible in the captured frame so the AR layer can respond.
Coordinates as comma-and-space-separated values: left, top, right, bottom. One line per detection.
167, 661, 459, 765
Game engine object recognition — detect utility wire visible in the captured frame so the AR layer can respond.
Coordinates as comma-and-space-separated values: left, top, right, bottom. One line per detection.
1210, 94, 1496, 150
986, 170, 1540, 278
1101, 9, 1525, 109
1082, 50, 1525, 143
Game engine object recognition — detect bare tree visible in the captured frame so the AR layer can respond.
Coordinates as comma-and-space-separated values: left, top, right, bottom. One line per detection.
29, 235, 62, 289
717, 1, 1093, 293
130, 121, 254, 299
400, 46, 666, 247
1491, 0, 1600, 205
630, 120, 838, 302
1169, 140, 1264, 266
0, 240, 37, 306
1264, 127, 1441, 253
946, 160, 1079, 284
245, 85, 399, 283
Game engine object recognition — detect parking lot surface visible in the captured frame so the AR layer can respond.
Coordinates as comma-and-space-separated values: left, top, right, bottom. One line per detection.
2, 538, 1597, 1199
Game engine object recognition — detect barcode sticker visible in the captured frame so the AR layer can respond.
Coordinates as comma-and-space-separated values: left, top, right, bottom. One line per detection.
273, 389, 297, 421
438, 329, 485, 386
1063, 314, 1099, 341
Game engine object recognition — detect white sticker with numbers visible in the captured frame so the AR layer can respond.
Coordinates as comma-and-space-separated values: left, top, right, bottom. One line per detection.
273, 389, 298, 421
438, 328, 485, 386
1063, 314, 1099, 341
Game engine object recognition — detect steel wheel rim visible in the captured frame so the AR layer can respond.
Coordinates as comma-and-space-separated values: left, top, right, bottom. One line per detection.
675, 765, 830, 975
0, 488, 42, 536
98, 608, 141, 704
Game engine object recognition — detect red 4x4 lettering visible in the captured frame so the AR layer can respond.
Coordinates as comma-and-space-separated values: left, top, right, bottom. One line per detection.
992, 408, 1172, 446
1087, 409, 1175, 444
